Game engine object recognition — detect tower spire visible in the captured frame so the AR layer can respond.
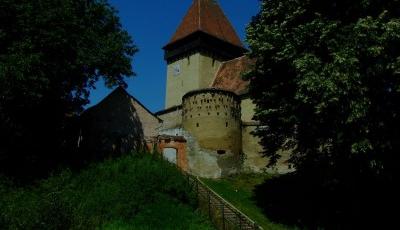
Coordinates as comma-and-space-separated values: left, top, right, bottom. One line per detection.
163, 0, 247, 109
165, 0, 245, 49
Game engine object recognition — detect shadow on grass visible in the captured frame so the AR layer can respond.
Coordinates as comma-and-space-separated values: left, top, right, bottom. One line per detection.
253, 172, 393, 230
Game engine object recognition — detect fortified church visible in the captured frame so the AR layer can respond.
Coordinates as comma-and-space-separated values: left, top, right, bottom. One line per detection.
80, 0, 291, 178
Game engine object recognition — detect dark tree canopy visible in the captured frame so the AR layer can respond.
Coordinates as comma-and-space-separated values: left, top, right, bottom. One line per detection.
0, 0, 137, 180
247, 0, 398, 178
246, 0, 398, 227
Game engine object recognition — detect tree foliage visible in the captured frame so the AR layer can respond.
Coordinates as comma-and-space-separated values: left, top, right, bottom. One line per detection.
0, 0, 137, 180
246, 0, 398, 226
247, 0, 398, 179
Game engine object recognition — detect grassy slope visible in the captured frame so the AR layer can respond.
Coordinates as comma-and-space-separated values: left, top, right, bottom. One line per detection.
202, 174, 298, 230
0, 153, 214, 230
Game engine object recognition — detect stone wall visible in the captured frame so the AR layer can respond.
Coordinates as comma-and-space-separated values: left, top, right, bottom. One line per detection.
182, 89, 242, 156
165, 53, 222, 108
240, 98, 294, 174
240, 98, 268, 172
198, 53, 222, 89
159, 128, 238, 178
130, 98, 162, 140
156, 106, 183, 130
158, 91, 294, 176
242, 125, 267, 172
241, 97, 257, 122
79, 87, 161, 159
180, 89, 242, 177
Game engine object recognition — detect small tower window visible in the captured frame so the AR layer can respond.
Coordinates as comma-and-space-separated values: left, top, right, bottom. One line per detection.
196, 123, 199, 127
173, 64, 181, 76
217, 150, 226, 155
226, 122, 228, 127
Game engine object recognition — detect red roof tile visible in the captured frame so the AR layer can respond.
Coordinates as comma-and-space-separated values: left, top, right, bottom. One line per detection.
167, 0, 244, 48
210, 56, 254, 95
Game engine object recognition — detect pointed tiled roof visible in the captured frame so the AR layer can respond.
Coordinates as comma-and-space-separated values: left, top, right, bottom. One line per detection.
167, 0, 244, 48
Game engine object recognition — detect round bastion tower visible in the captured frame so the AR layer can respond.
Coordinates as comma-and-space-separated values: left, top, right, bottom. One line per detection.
182, 88, 242, 160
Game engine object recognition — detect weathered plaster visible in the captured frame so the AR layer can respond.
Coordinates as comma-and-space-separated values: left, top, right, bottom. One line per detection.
165, 53, 222, 108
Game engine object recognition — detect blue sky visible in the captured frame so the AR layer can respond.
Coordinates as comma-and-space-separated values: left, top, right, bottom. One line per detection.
88, 0, 261, 113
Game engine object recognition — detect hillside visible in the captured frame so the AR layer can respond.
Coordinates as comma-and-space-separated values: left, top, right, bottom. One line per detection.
0, 153, 214, 230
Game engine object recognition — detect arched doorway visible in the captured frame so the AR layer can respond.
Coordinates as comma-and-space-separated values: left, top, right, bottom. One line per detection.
163, 147, 177, 164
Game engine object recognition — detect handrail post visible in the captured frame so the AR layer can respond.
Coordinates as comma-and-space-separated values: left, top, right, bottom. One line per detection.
239, 212, 242, 230
196, 179, 199, 204
221, 202, 225, 230
190, 177, 264, 230
208, 190, 211, 219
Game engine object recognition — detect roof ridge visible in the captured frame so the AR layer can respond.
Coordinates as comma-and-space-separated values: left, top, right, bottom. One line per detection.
85, 87, 162, 122
221, 55, 248, 64
210, 61, 224, 87
198, 0, 201, 30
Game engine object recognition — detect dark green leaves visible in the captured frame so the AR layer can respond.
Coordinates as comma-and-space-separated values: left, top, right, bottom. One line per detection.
246, 0, 398, 179
0, 0, 137, 180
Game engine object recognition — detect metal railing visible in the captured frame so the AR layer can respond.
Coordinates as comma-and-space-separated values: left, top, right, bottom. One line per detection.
185, 174, 263, 230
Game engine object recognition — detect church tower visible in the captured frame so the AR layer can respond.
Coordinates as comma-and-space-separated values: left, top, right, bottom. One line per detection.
163, 0, 247, 109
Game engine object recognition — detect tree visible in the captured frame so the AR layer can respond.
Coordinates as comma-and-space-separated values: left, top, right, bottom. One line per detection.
246, 0, 398, 226
0, 0, 137, 180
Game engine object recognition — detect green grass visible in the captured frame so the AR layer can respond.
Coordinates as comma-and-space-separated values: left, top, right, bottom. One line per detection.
0, 153, 214, 230
101, 201, 214, 230
202, 174, 297, 230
